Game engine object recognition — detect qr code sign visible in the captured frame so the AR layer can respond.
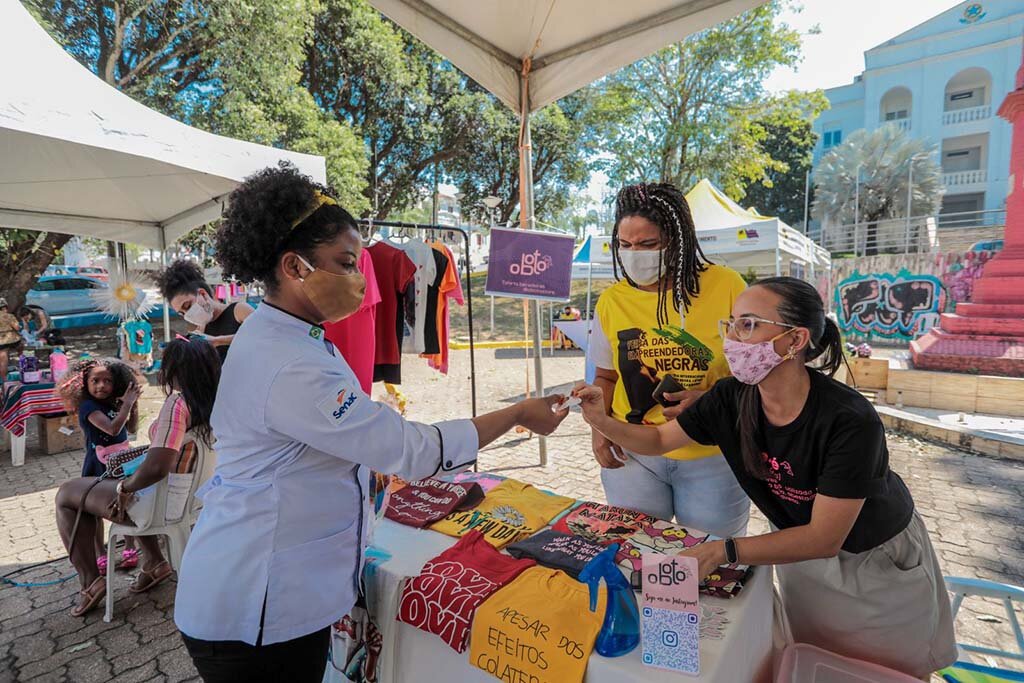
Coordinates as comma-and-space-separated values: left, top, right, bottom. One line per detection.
641, 606, 700, 675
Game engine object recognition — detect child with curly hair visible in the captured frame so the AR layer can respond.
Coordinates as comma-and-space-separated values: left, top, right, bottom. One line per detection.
58, 357, 143, 573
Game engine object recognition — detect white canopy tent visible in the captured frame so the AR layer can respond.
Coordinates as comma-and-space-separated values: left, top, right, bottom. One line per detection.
0, 0, 326, 250
686, 179, 831, 280
368, 0, 765, 462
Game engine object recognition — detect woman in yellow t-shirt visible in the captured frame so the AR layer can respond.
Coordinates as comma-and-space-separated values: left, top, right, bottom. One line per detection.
587, 183, 750, 538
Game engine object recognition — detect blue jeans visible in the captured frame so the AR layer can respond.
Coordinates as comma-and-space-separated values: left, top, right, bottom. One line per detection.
600, 452, 750, 538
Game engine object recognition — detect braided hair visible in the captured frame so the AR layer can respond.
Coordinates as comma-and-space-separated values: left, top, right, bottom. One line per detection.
612, 183, 709, 327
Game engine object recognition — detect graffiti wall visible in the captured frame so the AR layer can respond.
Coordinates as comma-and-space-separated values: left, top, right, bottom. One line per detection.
831, 248, 998, 343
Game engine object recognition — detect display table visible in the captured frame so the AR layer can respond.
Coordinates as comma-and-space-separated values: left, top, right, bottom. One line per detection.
325, 518, 772, 683
1, 381, 64, 466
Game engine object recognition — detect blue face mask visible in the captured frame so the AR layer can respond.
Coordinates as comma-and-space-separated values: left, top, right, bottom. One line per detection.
120, 454, 147, 477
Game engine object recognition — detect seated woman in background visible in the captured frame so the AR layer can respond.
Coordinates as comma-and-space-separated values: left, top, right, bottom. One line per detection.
155, 260, 253, 361
576, 277, 956, 679
55, 337, 221, 617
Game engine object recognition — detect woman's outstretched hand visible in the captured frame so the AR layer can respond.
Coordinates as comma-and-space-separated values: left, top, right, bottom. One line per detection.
516, 395, 570, 436
572, 383, 607, 426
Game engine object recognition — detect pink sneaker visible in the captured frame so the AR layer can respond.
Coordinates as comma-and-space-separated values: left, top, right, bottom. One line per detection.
96, 554, 107, 576
117, 548, 139, 570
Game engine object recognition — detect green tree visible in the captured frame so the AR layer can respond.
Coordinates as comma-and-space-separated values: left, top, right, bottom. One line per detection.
3, 0, 368, 306
303, 0, 488, 218
740, 90, 828, 227
447, 96, 590, 228
812, 125, 943, 255
583, 1, 807, 197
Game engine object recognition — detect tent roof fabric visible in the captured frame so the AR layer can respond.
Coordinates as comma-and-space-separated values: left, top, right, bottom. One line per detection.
367, 0, 764, 112
685, 178, 773, 231
0, 1, 326, 248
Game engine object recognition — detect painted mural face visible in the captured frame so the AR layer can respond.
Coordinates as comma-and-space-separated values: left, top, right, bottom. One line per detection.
835, 270, 945, 340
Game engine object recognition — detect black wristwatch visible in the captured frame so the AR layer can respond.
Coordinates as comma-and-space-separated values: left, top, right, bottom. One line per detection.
724, 537, 738, 564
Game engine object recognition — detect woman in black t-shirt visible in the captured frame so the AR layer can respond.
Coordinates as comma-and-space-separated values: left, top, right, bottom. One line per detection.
156, 260, 254, 361
577, 277, 956, 679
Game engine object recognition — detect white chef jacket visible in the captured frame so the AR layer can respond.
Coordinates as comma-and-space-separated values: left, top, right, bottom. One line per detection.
173, 302, 478, 645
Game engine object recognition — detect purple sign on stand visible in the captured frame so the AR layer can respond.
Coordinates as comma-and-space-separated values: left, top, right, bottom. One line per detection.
485, 227, 574, 302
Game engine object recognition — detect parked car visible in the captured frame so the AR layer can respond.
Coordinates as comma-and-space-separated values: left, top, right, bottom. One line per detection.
25, 276, 107, 315
75, 266, 109, 282
43, 265, 76, 276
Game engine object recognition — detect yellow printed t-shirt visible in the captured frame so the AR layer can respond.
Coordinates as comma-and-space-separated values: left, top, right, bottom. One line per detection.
470, 566, 606, 683
593, 263, 746, 460
429, 479, 574, 548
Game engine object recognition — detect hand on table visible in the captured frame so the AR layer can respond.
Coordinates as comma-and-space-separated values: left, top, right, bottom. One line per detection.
660, 389, 705, 420
679, 540, 728, 581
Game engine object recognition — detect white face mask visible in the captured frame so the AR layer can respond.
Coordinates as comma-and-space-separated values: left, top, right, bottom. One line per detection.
619, 248, 664, 286
182, 293, 213, 327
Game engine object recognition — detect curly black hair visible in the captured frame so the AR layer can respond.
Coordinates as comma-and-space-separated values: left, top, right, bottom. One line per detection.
215, 162, 360, 291
160, 337, 221, 447
612, 182, 710, 328
155, 260, 211, 301
57, 357, 142, 433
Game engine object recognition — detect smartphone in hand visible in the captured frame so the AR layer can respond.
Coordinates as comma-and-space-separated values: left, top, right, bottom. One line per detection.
652, 374, 685, 407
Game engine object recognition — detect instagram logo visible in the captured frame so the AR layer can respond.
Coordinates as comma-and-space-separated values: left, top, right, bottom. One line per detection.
509, 250, 552, 276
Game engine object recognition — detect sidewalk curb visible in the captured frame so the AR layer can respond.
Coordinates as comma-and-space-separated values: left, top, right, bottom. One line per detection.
451, 340, 557, 350
876, 404, 1024, 462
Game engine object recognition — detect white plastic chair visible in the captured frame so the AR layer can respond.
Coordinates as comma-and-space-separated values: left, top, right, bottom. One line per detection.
103, 433, 216, 622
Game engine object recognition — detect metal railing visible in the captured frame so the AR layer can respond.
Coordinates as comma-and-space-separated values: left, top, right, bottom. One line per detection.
943, 169, 988, 186
813, 208, 1006, 256
942, 104, 992, 125
896, 119, 911, 132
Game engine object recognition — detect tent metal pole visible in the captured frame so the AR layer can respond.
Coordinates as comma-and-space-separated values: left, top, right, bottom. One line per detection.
160, 231, 171, 343
585, 260, 593, 321
519, 70, 546, 466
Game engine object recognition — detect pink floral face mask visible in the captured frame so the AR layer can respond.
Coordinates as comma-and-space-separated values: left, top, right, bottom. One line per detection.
723, 331, 796, 385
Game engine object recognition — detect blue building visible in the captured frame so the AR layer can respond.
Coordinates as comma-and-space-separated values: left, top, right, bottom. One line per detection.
812, 1, 1024, 218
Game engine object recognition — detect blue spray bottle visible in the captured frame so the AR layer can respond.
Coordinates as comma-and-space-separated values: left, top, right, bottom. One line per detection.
578, 543, 640, 657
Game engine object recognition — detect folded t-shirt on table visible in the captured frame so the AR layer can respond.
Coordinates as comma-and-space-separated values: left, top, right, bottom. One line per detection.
550, 501, 655, 544
506, 530, 606, 579
397, 530, 535, 652
384, 478, 484, 528
429, 479, 574, 548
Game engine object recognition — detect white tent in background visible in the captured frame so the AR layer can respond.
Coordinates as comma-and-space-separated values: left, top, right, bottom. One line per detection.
0, 0, 326, 250
368, 0, 765, 462
686, 179, 831, 280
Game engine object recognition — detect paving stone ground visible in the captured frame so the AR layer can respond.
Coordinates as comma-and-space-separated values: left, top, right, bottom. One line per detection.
2, 348, 1023, 681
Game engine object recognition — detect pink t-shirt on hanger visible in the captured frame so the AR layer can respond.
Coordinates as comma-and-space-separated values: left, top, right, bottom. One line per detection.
324, 248, 382, 393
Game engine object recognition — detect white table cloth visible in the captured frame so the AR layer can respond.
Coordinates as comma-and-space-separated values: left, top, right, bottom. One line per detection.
325, 517, 772, 683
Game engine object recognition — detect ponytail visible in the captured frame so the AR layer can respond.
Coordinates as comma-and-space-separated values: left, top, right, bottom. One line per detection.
807, 317, 845, 377
738, 384, 767, 479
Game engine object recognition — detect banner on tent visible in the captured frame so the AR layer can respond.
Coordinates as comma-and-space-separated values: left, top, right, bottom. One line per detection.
696, 224, 779, 255
485, 228, 574, 301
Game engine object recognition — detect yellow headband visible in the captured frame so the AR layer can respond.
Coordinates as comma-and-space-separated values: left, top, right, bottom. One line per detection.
289, 190, 338, 230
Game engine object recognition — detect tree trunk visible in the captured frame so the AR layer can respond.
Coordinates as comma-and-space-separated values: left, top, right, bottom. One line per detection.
0, 232, 73, 310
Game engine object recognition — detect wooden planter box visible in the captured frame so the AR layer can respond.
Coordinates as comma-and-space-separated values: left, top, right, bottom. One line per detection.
848, 357, 889, 391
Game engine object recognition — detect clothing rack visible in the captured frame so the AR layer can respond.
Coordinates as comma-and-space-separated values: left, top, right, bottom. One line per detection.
358, 220, 477, 419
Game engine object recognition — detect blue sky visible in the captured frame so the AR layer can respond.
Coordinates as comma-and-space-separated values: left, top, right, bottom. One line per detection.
764, 0, 961, 93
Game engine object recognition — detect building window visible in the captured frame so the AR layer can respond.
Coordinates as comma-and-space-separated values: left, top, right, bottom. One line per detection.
884, 110, 908, 121
822, 129, 842, 148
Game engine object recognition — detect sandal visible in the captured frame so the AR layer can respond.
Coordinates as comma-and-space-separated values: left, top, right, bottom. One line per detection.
71, 576, 106, 617
129, 561, 173, 594
96, 555, 107, 576
117, 548, 139, 570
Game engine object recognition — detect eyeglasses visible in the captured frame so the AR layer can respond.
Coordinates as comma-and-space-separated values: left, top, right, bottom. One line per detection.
718, 316, 796, 341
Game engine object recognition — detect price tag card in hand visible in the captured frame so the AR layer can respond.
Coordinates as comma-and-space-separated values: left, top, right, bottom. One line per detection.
641, 554, 700, 676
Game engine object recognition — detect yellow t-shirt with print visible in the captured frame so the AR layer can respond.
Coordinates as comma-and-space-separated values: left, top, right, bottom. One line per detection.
594, 263, 746, 461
